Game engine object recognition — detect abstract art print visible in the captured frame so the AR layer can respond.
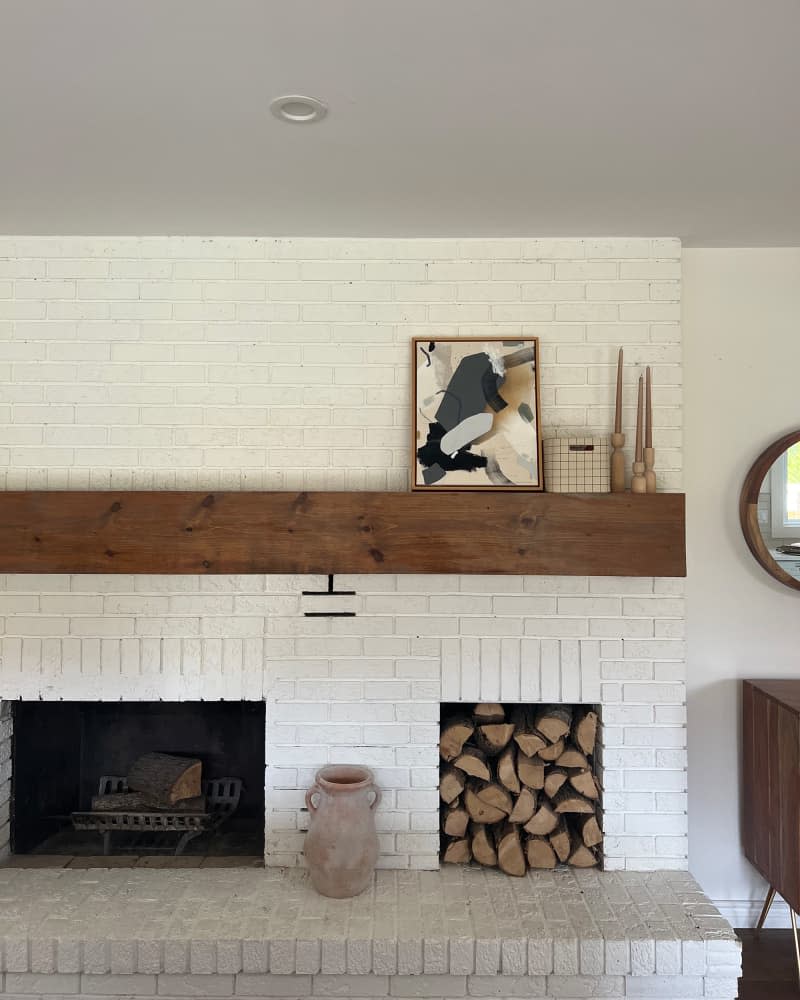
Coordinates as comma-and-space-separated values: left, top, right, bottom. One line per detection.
412, 337, 543, 490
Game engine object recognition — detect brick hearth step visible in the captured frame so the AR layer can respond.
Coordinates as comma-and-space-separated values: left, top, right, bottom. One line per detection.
0, 866, 739, 999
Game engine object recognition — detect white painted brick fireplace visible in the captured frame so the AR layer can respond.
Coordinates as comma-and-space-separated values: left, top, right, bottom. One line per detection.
0, 237, 733, 1000
0, 571, 686, 871
0, 235, 685, 872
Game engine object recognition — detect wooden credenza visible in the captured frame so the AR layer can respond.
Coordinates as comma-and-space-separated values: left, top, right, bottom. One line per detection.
743, 679, 800, 912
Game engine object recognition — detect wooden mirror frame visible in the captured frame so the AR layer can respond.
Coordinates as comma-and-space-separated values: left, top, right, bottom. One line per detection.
740, 429, 800, 591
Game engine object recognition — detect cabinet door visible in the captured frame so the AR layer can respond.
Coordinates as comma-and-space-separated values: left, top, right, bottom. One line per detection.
742, 684, 773, 876
743, 684, 800, 911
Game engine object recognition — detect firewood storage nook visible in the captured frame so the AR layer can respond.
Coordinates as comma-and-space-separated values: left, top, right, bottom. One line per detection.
440, 702, 601, 874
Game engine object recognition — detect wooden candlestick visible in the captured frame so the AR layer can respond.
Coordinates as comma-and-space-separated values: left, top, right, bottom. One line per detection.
631, 373, 646, 494
644, 366, 656, 493
611, 433, 626, 492
644, 446, 656, 493
614, 348, 623, 435
610, 348, 626, 492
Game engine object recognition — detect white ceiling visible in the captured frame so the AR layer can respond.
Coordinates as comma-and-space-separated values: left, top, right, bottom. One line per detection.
1, 1, 799, 245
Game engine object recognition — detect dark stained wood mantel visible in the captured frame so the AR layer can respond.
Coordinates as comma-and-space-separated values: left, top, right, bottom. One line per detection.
0, 490, 686, 576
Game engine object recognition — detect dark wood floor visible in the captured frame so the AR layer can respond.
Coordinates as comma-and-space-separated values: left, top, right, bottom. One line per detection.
738, 929, 799, 999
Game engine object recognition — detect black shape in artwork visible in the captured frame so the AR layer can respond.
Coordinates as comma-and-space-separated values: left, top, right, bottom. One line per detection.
518, 402, 534, 423
434, 352, 506, 430
482, 369, 508, 412
422, 463, 446, 486
418, 350, 508, 482
416, 421, 488, 473
485, 455, 514, 486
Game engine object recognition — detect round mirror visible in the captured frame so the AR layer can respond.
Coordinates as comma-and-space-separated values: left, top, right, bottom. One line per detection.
740, 430, 800, 591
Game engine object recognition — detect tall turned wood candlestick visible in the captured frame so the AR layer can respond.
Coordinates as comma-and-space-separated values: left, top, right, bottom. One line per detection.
631, 373, 647, 494
643, 447, 655, 493
644, 365, 656, 493
610, 347, 626, 492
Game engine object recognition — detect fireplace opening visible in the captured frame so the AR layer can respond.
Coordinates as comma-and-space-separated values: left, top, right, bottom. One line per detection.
10, 701, 265, 862
440, 702, 602, 873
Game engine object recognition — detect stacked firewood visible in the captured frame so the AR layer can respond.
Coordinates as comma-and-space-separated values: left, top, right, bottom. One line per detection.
439, 703, 601, 875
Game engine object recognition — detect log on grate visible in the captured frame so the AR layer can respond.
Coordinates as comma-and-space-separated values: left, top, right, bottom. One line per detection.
440, 703, 601, 875
71, 775, 242, 856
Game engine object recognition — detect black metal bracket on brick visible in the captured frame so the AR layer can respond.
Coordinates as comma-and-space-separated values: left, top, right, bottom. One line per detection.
302, 574, 356, 617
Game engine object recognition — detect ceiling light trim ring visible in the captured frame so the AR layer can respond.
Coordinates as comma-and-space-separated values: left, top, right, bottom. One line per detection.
270, 95, 328, 124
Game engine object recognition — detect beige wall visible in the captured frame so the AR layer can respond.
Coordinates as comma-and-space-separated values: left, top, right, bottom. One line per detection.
684, 248, 800, 925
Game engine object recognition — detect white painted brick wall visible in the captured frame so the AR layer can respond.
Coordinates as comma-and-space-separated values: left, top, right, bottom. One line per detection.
0, 236, 681, 491
0, 236, 685, 870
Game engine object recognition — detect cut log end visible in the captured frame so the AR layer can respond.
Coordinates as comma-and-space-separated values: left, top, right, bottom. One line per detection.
443, 838, 472, 864
579, 813, 603, 848
497, 822, 526, 877
511, 705, 548, 757
543, 766, 569, 800
526, 834, 557, 869
556, 743, 589, 769
568, 841, 598, 868
524, 801, 559, 836
440, 717, 475, 762
465, 780, 513, 824
475, 722, 516, 756
552, 786, 595, 815
535, 705, 573, 744
497, 745, 521, 794
440, 765, 466, 804
473, 703, 505, 724
549, 819, 571, 863
517, 752, 545, 790
126, 752, 202, 808
442, 801, 469, 838
574, 709, 598, 757
452, 746, 491, 781
538, 737, 565, 763
464, 787, 503, 825
569, 768, 599, 800
508, 787, 537, 825
471, 823, 498, 867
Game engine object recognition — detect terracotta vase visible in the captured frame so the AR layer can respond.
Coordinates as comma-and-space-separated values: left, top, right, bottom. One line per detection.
304, 764, 381, 898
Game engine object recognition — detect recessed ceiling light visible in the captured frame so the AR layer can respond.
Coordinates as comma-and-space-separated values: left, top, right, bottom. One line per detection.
270, 95, 328, 124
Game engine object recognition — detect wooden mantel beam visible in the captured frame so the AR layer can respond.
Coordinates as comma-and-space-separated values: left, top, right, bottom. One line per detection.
0, 491, 686, 576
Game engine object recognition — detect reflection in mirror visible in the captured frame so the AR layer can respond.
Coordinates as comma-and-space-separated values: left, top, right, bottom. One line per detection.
756, 441, 800, 582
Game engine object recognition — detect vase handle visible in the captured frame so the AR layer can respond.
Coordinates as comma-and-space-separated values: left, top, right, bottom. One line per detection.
305, 784, 321, 814
368, 784, 381, 811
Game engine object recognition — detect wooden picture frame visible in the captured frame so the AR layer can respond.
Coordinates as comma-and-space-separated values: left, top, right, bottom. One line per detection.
411, 337, 544, 491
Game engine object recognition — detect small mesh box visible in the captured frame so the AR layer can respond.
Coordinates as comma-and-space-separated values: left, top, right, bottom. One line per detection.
543, 436, 610, 493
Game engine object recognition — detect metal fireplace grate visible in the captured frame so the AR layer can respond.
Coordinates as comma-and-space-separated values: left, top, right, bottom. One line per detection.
71, 776, 242, 856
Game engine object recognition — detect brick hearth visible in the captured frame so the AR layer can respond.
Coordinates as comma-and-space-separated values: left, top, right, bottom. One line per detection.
0, 866, 739, 999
